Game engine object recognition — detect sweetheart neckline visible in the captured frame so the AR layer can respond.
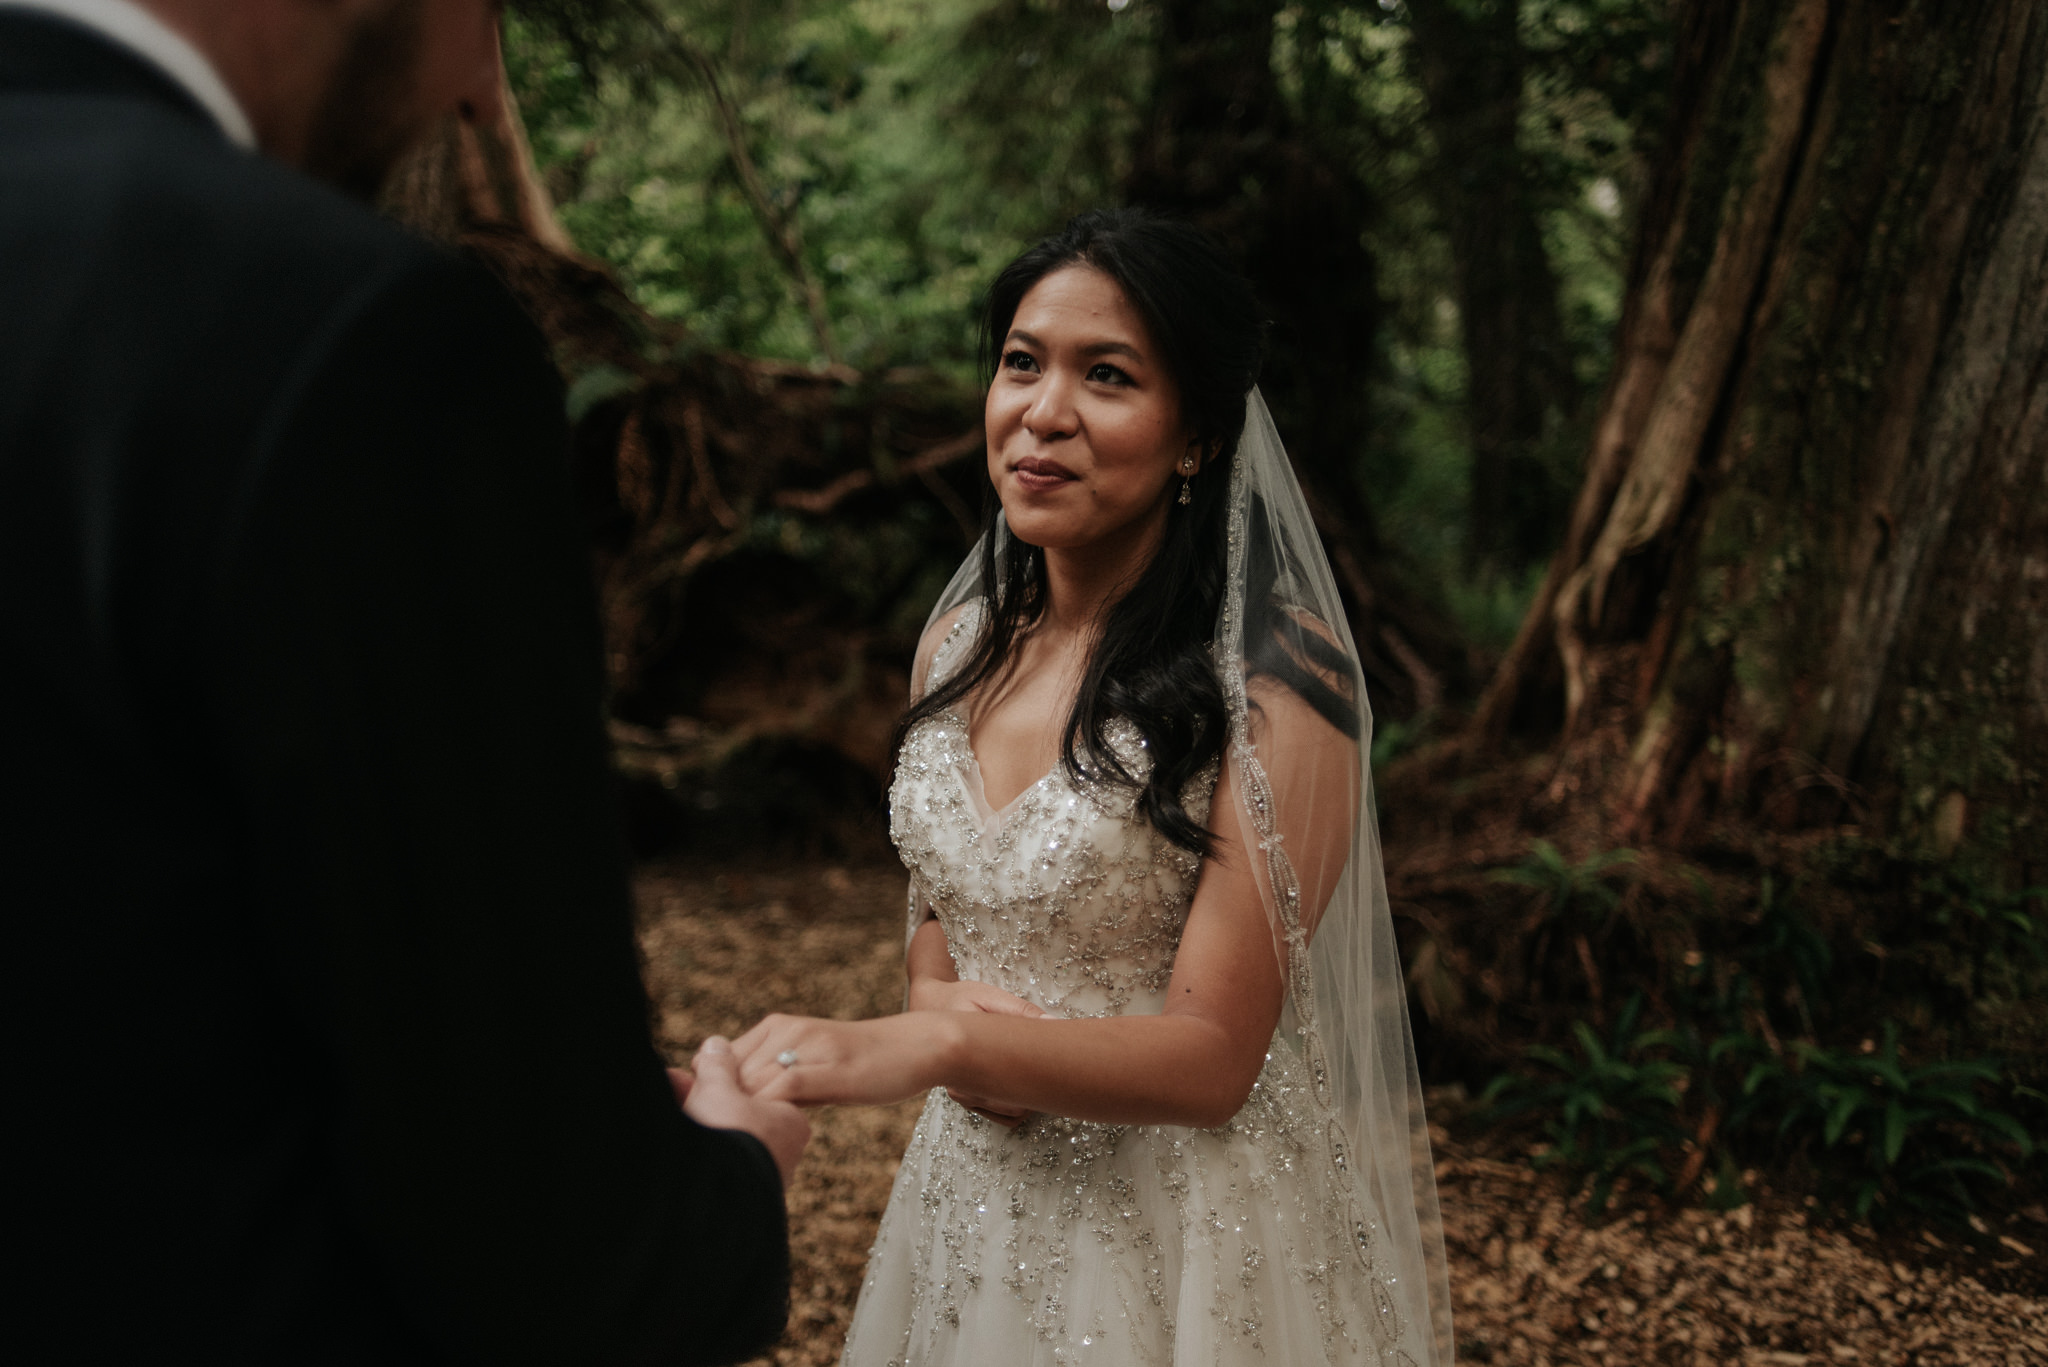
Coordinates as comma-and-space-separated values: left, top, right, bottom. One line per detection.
938, 708, 1058, 832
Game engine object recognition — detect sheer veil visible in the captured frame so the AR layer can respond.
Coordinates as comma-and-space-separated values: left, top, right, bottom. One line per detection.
912, 388, 1452, 1366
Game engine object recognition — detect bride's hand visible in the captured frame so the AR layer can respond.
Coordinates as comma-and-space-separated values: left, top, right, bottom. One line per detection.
909, 977, 1046, 1021
945, 1089, 1031, 1128
672, 1037, 810, 1186
731, 1012, 957, 1108
904, 980, 1043, 1128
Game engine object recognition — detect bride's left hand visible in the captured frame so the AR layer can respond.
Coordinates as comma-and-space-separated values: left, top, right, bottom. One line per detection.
731, 1012, 955, 1108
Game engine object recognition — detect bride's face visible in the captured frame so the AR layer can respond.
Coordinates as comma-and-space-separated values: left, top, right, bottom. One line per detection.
986, 265, 1199, 554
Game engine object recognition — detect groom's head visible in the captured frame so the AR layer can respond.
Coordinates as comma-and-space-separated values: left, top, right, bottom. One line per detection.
142, 0, 505, 198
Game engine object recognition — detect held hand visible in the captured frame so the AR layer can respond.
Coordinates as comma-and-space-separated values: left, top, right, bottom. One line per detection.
945, 1088, 1031, 1129
908, 977, 1047, 1021
731, 1012, 956, 1108
680, 1036, 810, 1187
904, 980, 1043, 1127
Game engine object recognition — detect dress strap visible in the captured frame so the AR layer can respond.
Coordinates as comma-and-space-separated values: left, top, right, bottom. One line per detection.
922, 599, 985, 695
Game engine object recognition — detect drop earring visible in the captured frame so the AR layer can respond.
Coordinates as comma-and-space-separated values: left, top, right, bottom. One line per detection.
1178, 454, 1196, 506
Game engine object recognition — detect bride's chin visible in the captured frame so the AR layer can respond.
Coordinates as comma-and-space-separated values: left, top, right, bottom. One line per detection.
1002, 501, 1169, 559
997, 501, 1065, 545
1000, 510, 1096, 552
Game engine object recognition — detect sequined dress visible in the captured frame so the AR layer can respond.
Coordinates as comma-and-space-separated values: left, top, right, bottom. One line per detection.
839, 622, 1424, 1367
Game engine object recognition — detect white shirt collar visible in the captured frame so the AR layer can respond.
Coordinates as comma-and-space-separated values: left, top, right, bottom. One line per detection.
1, 0, 256, 149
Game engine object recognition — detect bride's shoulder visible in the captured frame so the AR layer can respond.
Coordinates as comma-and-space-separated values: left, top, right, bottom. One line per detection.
1239, 604, 1362, 745
911, 599, 987, 700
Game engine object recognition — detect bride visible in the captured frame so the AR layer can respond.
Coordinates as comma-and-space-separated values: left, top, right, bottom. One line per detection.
729, 209, 1451, 1366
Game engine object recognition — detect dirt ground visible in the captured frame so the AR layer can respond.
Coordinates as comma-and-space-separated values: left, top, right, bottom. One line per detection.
634, 860, 2048, 1367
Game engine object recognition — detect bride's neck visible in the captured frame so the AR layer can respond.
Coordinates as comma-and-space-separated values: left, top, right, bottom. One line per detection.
1038, 513, 1166, 636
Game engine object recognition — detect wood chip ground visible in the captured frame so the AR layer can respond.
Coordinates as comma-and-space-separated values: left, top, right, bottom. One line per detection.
636, 861, 2048, 1367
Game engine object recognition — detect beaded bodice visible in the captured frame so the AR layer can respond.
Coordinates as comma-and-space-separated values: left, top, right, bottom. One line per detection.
889, 621, 1218, 1021
858, 612, 1426, 1367
890, 710, 1216, 1020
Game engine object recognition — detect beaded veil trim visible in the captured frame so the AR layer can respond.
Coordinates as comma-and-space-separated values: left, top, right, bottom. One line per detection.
1217, 453, 1420, 1367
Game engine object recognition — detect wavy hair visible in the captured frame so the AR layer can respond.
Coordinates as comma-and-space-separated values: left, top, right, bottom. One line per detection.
896, 208, 1356, 858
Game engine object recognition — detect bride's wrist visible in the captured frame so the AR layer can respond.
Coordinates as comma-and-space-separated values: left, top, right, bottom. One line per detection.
906, 977, 956, 1013
926, 1009, 974, 1090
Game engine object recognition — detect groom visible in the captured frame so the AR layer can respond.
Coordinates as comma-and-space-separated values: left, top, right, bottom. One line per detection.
0, 0, 803, 1361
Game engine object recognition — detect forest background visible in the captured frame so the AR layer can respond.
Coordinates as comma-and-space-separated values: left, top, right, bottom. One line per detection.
391, 0, 2046, 1239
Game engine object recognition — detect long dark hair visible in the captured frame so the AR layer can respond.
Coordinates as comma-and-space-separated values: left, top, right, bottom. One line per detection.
896, 208, 1356, 858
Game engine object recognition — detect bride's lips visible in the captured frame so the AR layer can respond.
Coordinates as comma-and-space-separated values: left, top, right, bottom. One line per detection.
1011, 455, 1079, 493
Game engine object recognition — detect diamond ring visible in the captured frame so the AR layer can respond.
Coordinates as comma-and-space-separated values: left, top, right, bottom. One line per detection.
776, 1049, 800, 1068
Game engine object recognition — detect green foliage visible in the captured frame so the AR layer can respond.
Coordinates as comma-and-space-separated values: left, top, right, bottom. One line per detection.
1490, 838, 1638, 924
501, 0, 1663, 653
563, 363, 642, 422
1748, 874, 1833, 1031
1481, 994, 1688, 1212
1353, 0, 1662, 613
501, 3, 2041, 1224
1487, 1011, 2033, 1220
1671, 873, 1834, 1040
735, 501, 960, 628
1368, 713, 1426, 774
1919, 868, 2047, 972
506, 0, 1150, 372
1805, 849, 2048, 1070
1485, 864, 2037, 1222
1740, 1024, 2034, 1222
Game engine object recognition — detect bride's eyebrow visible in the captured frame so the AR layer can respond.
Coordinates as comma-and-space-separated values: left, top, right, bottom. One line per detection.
1005, 329, 1146, 363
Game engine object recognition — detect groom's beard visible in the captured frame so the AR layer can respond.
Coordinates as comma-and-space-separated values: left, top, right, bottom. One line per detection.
300, 0, 431, 202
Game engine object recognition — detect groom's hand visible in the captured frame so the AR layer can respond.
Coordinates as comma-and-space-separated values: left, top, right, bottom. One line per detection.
681, 1036, 810, 1186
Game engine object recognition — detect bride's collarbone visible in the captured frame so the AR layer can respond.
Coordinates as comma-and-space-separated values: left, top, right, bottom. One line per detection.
960, 654, 1084, 813
963, 703, 1067, 815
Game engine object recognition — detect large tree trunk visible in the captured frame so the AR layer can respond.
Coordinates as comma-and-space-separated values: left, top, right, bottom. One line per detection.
1473, 0, 2048, 879
1127, 0, 1469, 715
1405, 0, 1580, 574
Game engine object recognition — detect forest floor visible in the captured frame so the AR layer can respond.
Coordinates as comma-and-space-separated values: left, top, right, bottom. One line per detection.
634, 859, 2048, 1367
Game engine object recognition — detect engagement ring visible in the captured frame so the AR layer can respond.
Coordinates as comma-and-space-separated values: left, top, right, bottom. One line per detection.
776, 1049, 800, 1068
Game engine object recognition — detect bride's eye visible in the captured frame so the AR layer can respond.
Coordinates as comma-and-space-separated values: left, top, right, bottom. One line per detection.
1002, 350, 1040, 373
1087, 362, 1133, 385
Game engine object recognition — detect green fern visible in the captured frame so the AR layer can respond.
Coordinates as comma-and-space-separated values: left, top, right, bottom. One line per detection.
1482, 993, 1687, 1212
1742, 1022, 2033, 1220
1490, 839, 1639, 925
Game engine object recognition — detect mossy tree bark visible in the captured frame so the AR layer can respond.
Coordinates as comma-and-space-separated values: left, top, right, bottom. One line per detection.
1473, 0, 2048, 880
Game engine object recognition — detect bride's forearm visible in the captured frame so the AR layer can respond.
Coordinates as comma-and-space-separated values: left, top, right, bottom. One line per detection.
905, 915, 958, 1010
740, 870, 1283, 1126
933, 1009, 1262, 1130
899, 919, 1262, 1124
733, 1005, 1268, 1127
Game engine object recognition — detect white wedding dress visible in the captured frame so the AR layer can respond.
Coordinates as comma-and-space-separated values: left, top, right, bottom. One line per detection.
838, 613, 1430, 1367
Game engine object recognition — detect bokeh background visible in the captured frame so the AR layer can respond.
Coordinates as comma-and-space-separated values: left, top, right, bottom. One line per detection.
454, 0, 1662, 844
379, 2, 2048, 1357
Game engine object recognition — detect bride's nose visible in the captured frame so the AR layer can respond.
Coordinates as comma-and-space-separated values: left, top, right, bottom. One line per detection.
1021, 372, 1079, 441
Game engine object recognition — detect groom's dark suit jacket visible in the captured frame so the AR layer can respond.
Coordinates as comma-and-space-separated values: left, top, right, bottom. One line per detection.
0, 12, 787, 1363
